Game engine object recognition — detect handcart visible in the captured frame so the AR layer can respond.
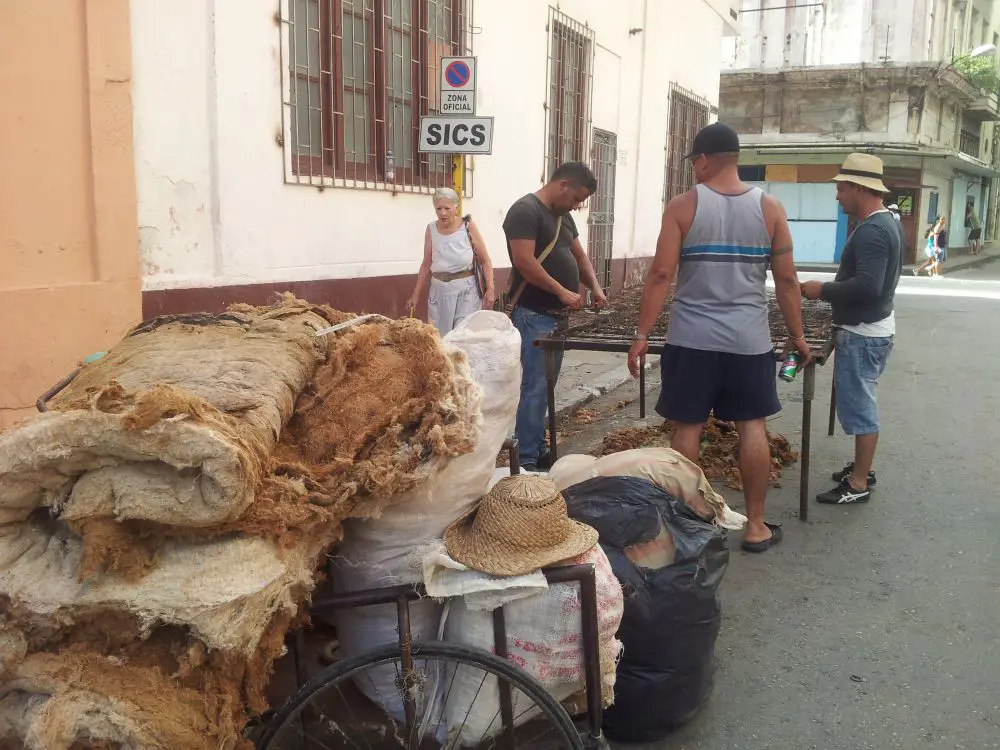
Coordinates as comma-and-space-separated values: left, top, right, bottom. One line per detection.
38, 363, 611, 750
251, 439, 609, 750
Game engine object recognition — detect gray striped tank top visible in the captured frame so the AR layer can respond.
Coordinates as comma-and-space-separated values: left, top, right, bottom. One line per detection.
666, 184, 773, 355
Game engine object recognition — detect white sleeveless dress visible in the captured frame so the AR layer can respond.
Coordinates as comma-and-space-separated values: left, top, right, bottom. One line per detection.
428, 221, 481, 335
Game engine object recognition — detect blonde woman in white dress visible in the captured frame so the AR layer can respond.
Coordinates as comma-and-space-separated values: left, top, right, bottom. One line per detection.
406, 187, 495, 335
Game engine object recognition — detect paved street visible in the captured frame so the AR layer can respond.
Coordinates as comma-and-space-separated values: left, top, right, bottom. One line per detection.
555, 259, 1000, 750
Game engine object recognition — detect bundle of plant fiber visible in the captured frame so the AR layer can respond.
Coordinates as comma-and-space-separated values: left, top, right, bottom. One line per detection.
0, 297, 484, 749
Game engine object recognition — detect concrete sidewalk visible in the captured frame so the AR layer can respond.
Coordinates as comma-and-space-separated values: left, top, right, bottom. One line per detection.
555, 349, 658, 415
798, 245, 998, 276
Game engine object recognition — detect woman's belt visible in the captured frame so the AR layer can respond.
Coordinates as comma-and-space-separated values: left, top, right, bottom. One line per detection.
432, 268, 474, 282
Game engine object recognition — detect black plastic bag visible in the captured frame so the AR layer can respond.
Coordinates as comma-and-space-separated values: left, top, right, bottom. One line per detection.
563, 475, 730, 743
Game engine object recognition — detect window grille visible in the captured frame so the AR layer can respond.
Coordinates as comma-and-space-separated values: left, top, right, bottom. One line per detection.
281, 0, 473, 193
663, 83, 710, 203
544, 8, 595, 180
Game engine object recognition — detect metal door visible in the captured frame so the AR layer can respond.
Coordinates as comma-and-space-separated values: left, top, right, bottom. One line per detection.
588, 129, 617, 292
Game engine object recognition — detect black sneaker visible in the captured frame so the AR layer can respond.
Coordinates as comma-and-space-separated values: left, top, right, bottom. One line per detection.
831, 463, 876, 488
816, 482, 871, 505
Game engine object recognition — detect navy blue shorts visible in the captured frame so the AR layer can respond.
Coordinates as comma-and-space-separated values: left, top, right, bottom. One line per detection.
655, 344, 781, 424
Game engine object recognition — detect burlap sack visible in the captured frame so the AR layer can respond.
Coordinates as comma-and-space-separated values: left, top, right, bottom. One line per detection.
0, 301, 339, 529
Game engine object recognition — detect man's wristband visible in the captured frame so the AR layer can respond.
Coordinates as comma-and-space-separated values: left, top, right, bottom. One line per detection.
790, 334, 806, 342
633, 330, 648, 341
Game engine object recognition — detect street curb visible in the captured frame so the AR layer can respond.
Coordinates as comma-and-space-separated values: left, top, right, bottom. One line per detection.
799, 254, 998, 276
940, 252, 999, 275
554, 356, 659, 416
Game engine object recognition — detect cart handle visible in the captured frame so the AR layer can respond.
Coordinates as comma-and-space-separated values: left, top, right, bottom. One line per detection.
36, 352, 107, 412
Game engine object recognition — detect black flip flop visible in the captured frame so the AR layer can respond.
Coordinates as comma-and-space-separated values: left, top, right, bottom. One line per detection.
741, 522, 783, 554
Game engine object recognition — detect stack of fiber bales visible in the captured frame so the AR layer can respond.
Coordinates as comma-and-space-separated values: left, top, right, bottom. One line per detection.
0, 296, 483, 749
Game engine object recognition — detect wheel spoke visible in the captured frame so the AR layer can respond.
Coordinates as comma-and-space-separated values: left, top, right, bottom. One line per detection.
445, 670, 488, 750
296, 726, 344, 750
476, 705, 503, 746
258, 643, 580, 750
433, 655, 461, 743
331, 680, 373, 750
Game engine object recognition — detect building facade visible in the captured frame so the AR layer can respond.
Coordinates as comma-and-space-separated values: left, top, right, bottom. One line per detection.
721, 0, 1000, 264
0, 0, 736, 423
134, 0, 739, 317
0, 1, 141, 429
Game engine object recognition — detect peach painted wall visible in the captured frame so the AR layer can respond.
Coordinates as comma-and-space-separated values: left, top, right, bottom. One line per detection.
0, 0, 141, 429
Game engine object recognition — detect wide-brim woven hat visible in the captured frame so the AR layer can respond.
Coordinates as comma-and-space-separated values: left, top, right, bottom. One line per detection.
444, 475, 599, 577
831, 152, 890, 193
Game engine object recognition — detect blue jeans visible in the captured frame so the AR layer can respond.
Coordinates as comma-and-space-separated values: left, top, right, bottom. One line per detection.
512, 307, 564, 466
834, 329, 894, 436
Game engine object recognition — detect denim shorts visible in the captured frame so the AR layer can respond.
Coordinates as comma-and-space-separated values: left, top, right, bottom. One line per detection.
834, 329, 894, 436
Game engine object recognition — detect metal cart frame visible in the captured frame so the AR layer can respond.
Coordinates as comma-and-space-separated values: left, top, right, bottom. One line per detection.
262, 440, 609, 749
535, 336, 836, 522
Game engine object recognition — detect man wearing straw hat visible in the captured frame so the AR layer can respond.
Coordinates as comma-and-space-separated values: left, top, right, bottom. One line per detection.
801, 153, 902, 506
627, 122, 812, 553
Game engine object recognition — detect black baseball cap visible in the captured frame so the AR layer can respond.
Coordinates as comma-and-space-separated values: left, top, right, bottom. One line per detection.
685, 122, 741, 159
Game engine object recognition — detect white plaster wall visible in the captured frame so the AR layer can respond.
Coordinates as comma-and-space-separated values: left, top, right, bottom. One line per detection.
130, 0, 218, 285
629, 0, 725, 259
724, 0, 940, 69
724, 0, 1000, 69
920, 161, 953, 236
132, 0, 726, 290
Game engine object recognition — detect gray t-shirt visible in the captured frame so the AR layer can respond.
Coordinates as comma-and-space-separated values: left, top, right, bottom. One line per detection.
502, 194, 580, 315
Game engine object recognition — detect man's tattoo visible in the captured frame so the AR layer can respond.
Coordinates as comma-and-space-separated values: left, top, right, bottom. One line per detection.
772, 245, 794, 257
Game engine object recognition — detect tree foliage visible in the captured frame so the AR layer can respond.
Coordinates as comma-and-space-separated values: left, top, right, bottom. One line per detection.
953, 55, 1000, 94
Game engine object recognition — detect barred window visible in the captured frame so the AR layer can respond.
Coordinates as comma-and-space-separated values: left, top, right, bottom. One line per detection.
664, 83, 710, 203
283, 0, 470, 191
545, 9, 594, 178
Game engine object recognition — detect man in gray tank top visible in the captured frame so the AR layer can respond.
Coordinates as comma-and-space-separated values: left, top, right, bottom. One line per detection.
627, 123, 812, 553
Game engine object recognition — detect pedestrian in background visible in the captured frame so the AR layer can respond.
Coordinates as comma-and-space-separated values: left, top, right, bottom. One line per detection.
802, 152, 901, 505
935, 219, 949, 271
914, 218, 941, 277
966, 204, 983, 256
407, 187, 495, 335
502, 161, 606, 472
627, 122, 811, 553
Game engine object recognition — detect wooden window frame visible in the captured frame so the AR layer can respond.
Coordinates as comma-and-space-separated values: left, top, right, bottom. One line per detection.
289, 0, 466, 186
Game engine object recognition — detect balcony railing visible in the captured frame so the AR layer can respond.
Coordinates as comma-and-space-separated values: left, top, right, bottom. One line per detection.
960, 129, 982, 159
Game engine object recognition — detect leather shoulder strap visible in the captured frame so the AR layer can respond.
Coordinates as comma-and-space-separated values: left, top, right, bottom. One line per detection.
506, 215, 564, 311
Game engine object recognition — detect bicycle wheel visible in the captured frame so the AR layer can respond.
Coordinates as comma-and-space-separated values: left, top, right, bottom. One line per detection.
255, 640, 584, 750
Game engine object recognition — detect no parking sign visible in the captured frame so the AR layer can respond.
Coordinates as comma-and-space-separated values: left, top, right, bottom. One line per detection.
440, 56, 476, 114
